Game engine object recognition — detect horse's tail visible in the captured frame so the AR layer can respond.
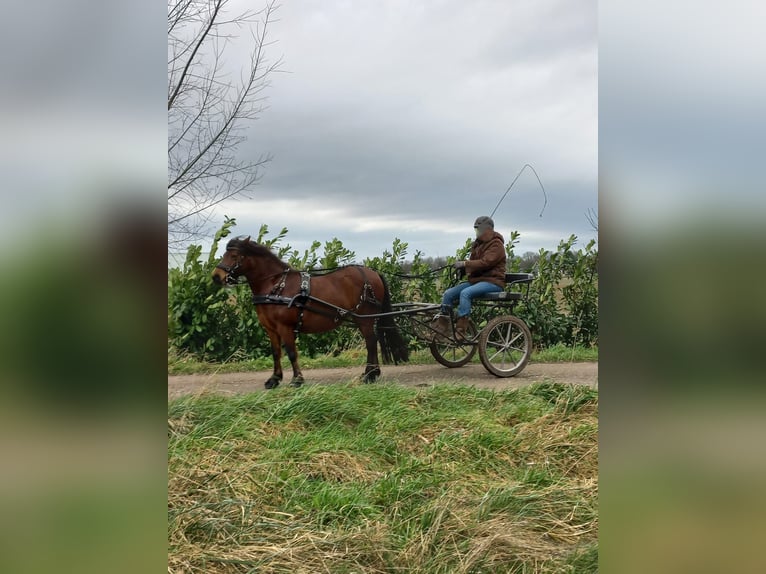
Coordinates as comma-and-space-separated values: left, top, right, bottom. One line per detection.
376, 273, 410, 364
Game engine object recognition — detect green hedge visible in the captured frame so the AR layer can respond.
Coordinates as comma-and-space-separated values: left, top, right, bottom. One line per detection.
168, 218, 598, 361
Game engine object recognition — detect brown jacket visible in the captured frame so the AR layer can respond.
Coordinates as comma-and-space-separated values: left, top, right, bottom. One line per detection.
465, 231, 507, 287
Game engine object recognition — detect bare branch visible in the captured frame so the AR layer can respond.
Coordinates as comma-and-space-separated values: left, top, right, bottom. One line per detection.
585, 208, 598, 233
168, 0, 224, 111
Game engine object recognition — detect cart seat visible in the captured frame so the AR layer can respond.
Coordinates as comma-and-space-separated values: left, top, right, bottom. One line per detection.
504, 273, 534, 284
473, 273, 533, 301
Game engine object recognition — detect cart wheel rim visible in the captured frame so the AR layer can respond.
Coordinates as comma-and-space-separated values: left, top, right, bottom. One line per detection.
429, 321, 478, 367
479, 316, 531, 376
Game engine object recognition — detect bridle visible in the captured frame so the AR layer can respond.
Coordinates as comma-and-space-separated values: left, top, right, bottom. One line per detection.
215, 253, 243, 285
215, 250, 290, 289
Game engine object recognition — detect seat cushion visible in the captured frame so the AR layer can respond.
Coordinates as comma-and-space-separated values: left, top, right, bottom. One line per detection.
474, 291, 522, 301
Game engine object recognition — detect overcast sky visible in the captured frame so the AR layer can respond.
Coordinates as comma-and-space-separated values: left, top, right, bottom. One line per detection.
212, 0, 597, 260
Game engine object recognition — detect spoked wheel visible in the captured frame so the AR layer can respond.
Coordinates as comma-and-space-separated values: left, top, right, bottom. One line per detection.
429, 320, 477, 368
478, 315, 532, 377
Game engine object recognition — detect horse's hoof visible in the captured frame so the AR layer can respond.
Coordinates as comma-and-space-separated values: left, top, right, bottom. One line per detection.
289, 376, 304, 388
265, 377, 281, 390
362, 368, 381, 384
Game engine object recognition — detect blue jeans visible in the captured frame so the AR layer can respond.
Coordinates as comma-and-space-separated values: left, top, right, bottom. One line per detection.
441, 281, 503, 318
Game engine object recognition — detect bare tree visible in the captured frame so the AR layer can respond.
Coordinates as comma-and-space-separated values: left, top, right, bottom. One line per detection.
168, 0, 282, 245
518, 251, 540, 272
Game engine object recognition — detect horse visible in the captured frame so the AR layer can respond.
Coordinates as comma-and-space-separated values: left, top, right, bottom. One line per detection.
211, 236, 409, 388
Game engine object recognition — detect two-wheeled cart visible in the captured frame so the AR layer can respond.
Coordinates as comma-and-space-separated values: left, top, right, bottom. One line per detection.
387, 272, 534, 377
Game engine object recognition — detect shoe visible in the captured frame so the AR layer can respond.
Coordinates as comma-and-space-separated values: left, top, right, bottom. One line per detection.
455, 316, 472, 341
430, 314, 451, 342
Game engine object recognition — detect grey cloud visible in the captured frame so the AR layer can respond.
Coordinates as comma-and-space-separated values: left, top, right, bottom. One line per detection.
212, 0, 597, 258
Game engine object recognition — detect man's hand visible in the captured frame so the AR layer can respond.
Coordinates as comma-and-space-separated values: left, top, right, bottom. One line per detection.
454, 260, 466, 270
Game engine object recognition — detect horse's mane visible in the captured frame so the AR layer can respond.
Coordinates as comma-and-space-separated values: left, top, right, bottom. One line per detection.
226, 237, 285, 266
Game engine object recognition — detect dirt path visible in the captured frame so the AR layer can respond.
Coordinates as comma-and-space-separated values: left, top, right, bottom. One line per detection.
168, 362, 597, 400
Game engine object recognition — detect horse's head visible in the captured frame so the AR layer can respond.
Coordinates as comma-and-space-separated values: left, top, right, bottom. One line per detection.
212, 236, 252, 286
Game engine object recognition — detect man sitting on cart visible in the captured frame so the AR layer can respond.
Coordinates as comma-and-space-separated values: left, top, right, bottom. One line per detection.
432, 215, 506, 340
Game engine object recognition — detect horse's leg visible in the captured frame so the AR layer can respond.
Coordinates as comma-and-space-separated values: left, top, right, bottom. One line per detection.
265, 329, 283, 389
279, 328, 304, 387
358, 319, 381, 383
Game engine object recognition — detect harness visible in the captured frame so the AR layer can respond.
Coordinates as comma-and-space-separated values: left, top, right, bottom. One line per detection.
292, 272, 311, 336
251, 266, 380, 337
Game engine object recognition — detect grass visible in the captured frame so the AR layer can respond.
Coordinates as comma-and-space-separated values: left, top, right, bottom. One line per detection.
168, 343, 597, 375
168, 381, 598, 573
534, 343, 598, 363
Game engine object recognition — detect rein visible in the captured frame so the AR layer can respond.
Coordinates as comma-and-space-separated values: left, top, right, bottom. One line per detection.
218, 256, 451, 289
294, 263, 451, 280
390, 264, 451, 279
